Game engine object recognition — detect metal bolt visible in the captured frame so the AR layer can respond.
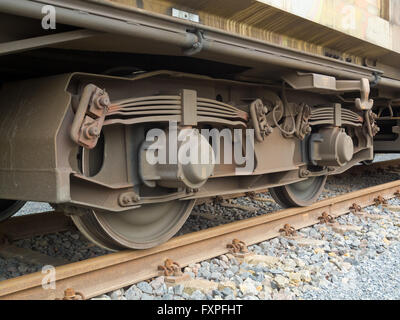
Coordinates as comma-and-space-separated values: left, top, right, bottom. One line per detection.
84, 125, 100, 139
186, 188, 193, 194
96, 95, 110, 109
131, 194, 141, 202
100, 96, 110, 106
88, 127, 100, 137
300, 169, 310, 177
122, 196, 131, 204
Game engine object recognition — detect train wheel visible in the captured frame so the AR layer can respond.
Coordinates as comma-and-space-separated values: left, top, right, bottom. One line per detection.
71, 199, 195, 251
269, 176, 327, 208
361, 159, 374, 165
0, 200, 25, 222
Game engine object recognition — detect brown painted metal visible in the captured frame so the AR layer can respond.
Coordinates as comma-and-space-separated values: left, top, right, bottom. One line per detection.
0, 74, 73, 203
0, 29, 100, 56
43, 0, 400, 77
1, 179, 400, 300
70, 84, 110, 149
94, 0, 398, 60
1, 0, 399, 91
4, 71, 372, 215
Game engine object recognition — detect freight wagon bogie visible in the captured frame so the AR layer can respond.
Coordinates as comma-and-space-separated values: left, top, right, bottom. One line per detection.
0, 70, 376, 250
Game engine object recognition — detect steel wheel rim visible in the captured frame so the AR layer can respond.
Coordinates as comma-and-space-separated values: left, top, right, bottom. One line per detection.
72, 199, 195, 251
270, 175, 327, 208
75, 136, 196, 251
285, 176, 327, 206
0, 200, 25, 222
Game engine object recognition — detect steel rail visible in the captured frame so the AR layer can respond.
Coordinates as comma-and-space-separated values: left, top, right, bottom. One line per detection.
1, 178, 400, 300
1, 0, 400, 90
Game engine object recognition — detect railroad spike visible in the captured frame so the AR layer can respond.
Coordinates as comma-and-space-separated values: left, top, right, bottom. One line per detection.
279, 224, 297, 237
374, 195, 387, 206
227, 239, 248, 254
56, 288, 85, 300
157, 259, 182, 277
318, 212, 335, 224
349, 203, 362, 213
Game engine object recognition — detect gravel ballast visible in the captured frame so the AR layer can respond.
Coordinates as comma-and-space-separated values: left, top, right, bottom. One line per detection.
98, 199, 400, 300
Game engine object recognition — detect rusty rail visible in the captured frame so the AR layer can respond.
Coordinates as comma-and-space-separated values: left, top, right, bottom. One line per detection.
1, 178, 400, 300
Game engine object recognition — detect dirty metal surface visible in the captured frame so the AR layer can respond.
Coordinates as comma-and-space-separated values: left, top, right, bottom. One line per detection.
88, 0, 400, 63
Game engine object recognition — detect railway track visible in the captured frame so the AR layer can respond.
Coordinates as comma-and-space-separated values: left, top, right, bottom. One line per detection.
0, 158, 399, 299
